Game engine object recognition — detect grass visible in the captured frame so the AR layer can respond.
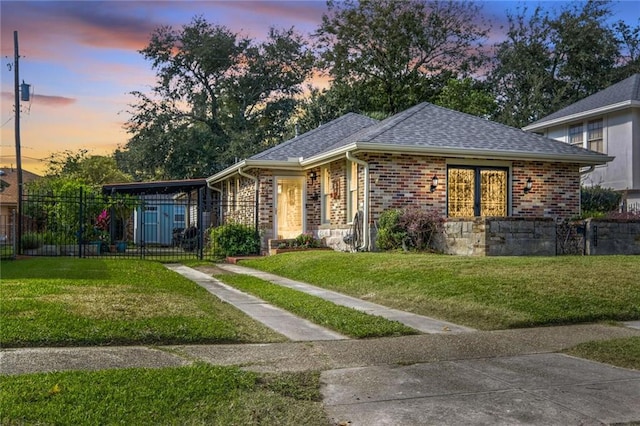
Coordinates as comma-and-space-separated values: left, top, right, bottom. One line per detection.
238, 251, 640, 330
0, 258, 285, 347
0, 364, 328, 425
565, 337, 640, 370
216, 273, 417, 338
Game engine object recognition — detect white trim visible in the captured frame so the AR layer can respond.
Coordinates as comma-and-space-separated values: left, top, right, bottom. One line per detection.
207, 138, 613, 185
523, 100, 640, 131
346, 152, 369, 251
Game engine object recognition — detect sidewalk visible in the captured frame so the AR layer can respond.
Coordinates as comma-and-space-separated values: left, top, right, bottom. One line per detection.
2, 265, 639, 425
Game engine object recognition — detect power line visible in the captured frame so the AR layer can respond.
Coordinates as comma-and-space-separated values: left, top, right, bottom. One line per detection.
0, 117, 12, 127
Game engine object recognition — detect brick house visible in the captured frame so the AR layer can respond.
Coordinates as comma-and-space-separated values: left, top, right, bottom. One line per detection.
206, 102, 611, 254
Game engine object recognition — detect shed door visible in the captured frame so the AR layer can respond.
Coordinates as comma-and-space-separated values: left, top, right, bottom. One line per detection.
143, 206, 159, 244
274, 177, 304, 239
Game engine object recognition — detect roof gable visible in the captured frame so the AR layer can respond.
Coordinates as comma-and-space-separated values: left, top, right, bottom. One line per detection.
527, 74, 640, 127
250, 113, 378, 161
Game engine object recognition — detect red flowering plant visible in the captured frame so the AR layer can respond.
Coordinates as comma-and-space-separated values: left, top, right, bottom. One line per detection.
94, 210, 110, 242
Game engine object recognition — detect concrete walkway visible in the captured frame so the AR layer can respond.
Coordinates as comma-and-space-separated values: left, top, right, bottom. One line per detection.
165, 264, 347, 341
215, 263, 475, 334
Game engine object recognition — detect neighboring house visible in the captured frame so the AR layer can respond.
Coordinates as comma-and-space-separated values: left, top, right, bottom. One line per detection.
523, 73, 640, 208
206, 102, 612, 252
0, 167, 40, 242
103, 179, 211, 246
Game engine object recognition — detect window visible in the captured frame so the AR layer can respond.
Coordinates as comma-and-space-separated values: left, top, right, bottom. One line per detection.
569, 124, 583, 146
447, 166, 508, 217
587, 119, 604, 153
321, 167, 331, 224
347, 160, 358, 222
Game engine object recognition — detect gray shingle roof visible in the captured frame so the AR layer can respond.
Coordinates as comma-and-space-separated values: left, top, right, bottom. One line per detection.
326, 102, 609, 162
528, 74, 640, 126
210, 101, 611, 183
250, 113, 378, 161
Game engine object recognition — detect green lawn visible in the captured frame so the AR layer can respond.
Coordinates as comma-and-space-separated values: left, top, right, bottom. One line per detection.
238, 252, 640, 330
217, 273, 416, 338
0, 258, 284, 347
565, 337, 640, 370
0, 365, 328, 425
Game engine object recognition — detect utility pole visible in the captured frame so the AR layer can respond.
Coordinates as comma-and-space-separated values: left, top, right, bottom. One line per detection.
14, 30, 23, 255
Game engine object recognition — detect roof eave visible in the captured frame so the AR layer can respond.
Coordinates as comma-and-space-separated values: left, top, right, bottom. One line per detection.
303, 142, 612, 166
206, 159, 304, 184
523, 100, 640, 131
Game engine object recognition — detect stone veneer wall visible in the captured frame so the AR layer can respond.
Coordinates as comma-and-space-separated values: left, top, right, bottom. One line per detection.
584, 218, 640, 255
439, 217, 557, 256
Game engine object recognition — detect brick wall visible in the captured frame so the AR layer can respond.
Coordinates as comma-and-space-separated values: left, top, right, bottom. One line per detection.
365, 153, 446, 218
512, 161, 581, 218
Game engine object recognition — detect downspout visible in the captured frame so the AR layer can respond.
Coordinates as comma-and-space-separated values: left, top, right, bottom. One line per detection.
238, 167, 260, 234
207, 181, 223, 226
346, 151, 369, 251
580, 165, 595, 175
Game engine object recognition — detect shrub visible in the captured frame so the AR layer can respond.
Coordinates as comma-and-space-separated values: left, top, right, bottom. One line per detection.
293, 232, 319, 248
209, 223, 260, 256
399, 208, 444, 250
376, 209, 406, 250
21, 232, 41, 250
581, 185, 621, 217
376, 208, 443, 251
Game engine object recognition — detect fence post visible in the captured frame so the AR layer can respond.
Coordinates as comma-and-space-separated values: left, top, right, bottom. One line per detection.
11, 208, 17, 259
198, 187, 204, 260
78, 187, 83, 258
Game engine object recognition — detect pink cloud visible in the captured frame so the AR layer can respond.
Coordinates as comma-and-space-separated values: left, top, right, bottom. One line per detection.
32, 94, 76, 107
0, 2, 161, 59
219, 1, 327, 25
1, 91, 75, 107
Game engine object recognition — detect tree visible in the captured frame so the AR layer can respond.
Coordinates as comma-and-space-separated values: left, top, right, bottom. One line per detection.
45, 149, 132, 187
488, 0, 638, 128
119, 17, 314, 180
488, 6, 558, 128
613, 20, 640, 79
548, 1, 620, 99
315, 0, 489, 115
434, 77, 496, 117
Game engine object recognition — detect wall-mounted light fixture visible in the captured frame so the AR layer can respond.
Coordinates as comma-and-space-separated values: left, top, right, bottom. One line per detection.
430, 174, 439, 192
309, 171, 318, 182
524, 177, 533, 194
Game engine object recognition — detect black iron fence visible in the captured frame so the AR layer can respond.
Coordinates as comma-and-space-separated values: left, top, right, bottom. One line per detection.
0, 210, 16, 259
16, 189, 257, 260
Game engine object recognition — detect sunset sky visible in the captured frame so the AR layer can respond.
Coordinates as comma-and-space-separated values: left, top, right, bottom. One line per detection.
1, 0, 639, 176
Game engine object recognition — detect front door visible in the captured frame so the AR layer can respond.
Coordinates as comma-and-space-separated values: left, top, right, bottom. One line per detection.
274, 177, 304, 239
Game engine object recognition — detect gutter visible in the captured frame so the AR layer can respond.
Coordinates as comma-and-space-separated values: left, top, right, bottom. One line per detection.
346, 151, 369, 251
300, 142, 612, 168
